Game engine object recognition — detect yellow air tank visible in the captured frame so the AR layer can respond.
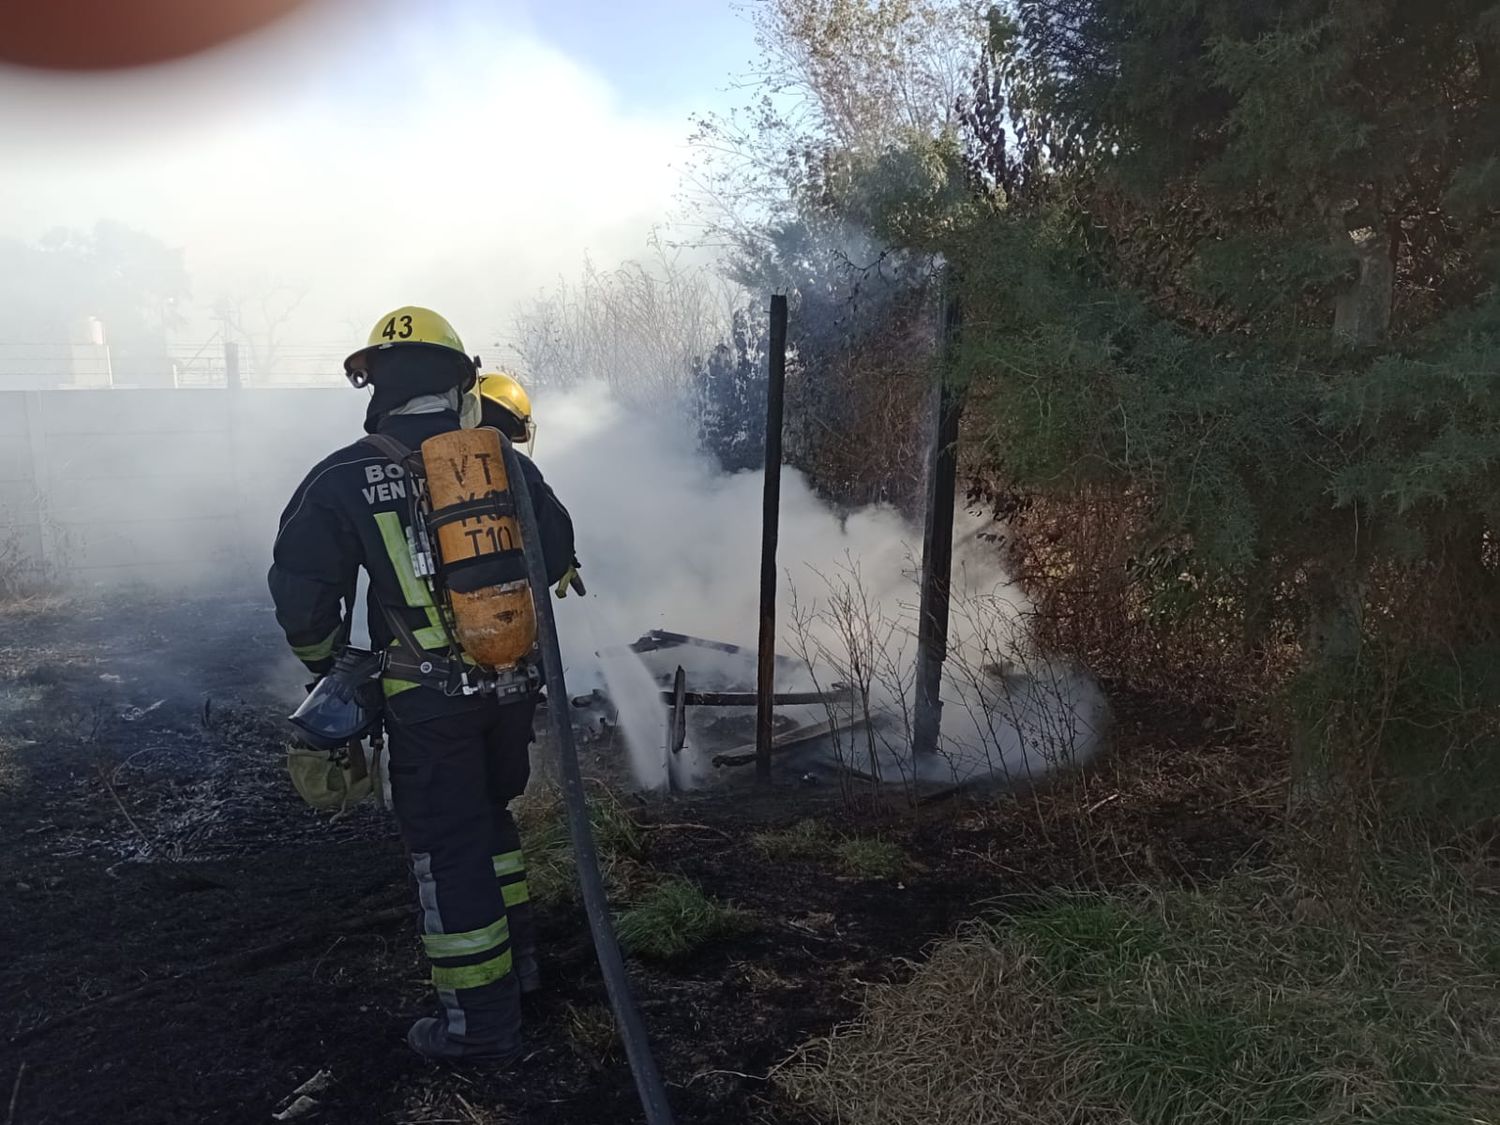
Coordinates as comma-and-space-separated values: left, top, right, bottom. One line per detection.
419, 427, 537, 667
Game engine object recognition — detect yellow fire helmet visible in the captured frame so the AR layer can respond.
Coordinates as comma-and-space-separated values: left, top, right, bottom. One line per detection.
476, 371, 536, 445
343, 306, 476, 388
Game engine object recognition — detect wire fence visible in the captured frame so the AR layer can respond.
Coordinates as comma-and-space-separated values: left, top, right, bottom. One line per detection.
0, 336, 614, 392
0, 341, 349, 390
0, 341, 595, 392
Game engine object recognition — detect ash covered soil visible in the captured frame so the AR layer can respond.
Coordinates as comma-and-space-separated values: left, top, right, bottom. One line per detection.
0, 592, 1280, 1125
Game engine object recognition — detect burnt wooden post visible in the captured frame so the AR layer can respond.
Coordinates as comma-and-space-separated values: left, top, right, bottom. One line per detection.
911, 290, 964, 757
669, 666, 688, 755
756, 294, 789, 784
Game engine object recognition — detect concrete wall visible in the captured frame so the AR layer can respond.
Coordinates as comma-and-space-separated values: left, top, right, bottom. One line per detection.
0, 387, 367, 588
0, 394, 44, 578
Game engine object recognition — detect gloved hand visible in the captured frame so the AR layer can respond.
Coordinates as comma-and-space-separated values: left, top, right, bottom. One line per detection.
554, 563, 585, 599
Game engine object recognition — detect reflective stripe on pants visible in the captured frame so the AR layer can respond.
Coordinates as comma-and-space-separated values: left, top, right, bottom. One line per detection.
491, 844, 533, 953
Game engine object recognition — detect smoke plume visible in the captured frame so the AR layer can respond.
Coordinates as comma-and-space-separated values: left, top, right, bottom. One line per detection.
533, 384, 1108, 791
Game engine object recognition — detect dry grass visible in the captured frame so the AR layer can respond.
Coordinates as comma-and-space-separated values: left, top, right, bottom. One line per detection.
776, 851, 1500, 1125
515, 784, 645, 904
738, 960, 797, 992
563, 1002, 618, 1064
778, 925, 1075, 1124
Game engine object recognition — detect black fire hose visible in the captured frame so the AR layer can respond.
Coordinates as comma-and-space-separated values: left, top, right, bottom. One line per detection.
504, 439, 676, 1125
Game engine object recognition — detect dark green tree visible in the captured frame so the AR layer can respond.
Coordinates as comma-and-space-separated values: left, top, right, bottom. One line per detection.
949, 0, 1500, 817
694, 306, 770, 474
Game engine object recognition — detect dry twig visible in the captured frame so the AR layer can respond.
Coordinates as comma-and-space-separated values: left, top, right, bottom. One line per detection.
6, 1062, 25, 1125
96, 763, 159, 859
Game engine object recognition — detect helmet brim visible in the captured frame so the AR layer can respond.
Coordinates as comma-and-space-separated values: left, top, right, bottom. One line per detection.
344, 341, 477, 390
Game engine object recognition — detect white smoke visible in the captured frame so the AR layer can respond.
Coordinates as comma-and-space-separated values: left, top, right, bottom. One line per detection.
2, 373, 1103, 792
533, 383, 1109, 791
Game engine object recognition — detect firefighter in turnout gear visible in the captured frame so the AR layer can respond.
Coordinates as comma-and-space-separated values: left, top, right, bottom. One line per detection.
476, 372, 534, 446
476, 371, 584, 597
268, 306, 575, 1062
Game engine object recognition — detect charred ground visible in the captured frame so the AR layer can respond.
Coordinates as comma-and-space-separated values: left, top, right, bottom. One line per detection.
0, 593, 1277, 1125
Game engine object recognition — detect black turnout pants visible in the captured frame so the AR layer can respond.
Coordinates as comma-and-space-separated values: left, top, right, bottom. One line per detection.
385, 689, 536, 1047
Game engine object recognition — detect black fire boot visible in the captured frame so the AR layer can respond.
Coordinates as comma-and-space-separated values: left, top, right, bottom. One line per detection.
406, 1018, 522, 1065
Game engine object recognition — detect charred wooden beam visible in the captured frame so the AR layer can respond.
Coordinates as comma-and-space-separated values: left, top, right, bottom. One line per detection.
656, 689, 850, 707
714, 716, 870, 768
668, 666, 687, 755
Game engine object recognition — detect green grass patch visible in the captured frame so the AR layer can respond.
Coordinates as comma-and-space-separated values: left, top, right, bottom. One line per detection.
777, 851, 1500, 1125
520, 788, 747, 963
615, 876, 745, 961
835, 837, 909, 879
1009, 898, 1167, 988
751, 818, 834, 860
753, 818, 910, 878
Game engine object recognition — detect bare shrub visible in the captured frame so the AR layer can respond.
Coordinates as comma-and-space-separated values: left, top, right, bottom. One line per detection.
508, 244, 739, 408
944, 587, 1096, 784
785, 543, 1108, 808
786, 554, 918, 804
0, 526, 37, 600
0, 518, 62, 602
986, 486, 1291, 711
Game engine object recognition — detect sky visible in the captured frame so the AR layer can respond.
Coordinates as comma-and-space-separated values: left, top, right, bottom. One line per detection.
0, 0, 757, 353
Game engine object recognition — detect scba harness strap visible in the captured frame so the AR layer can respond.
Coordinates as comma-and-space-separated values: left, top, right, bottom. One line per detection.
360, 433, 539, 701
380, 601, 539, 701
